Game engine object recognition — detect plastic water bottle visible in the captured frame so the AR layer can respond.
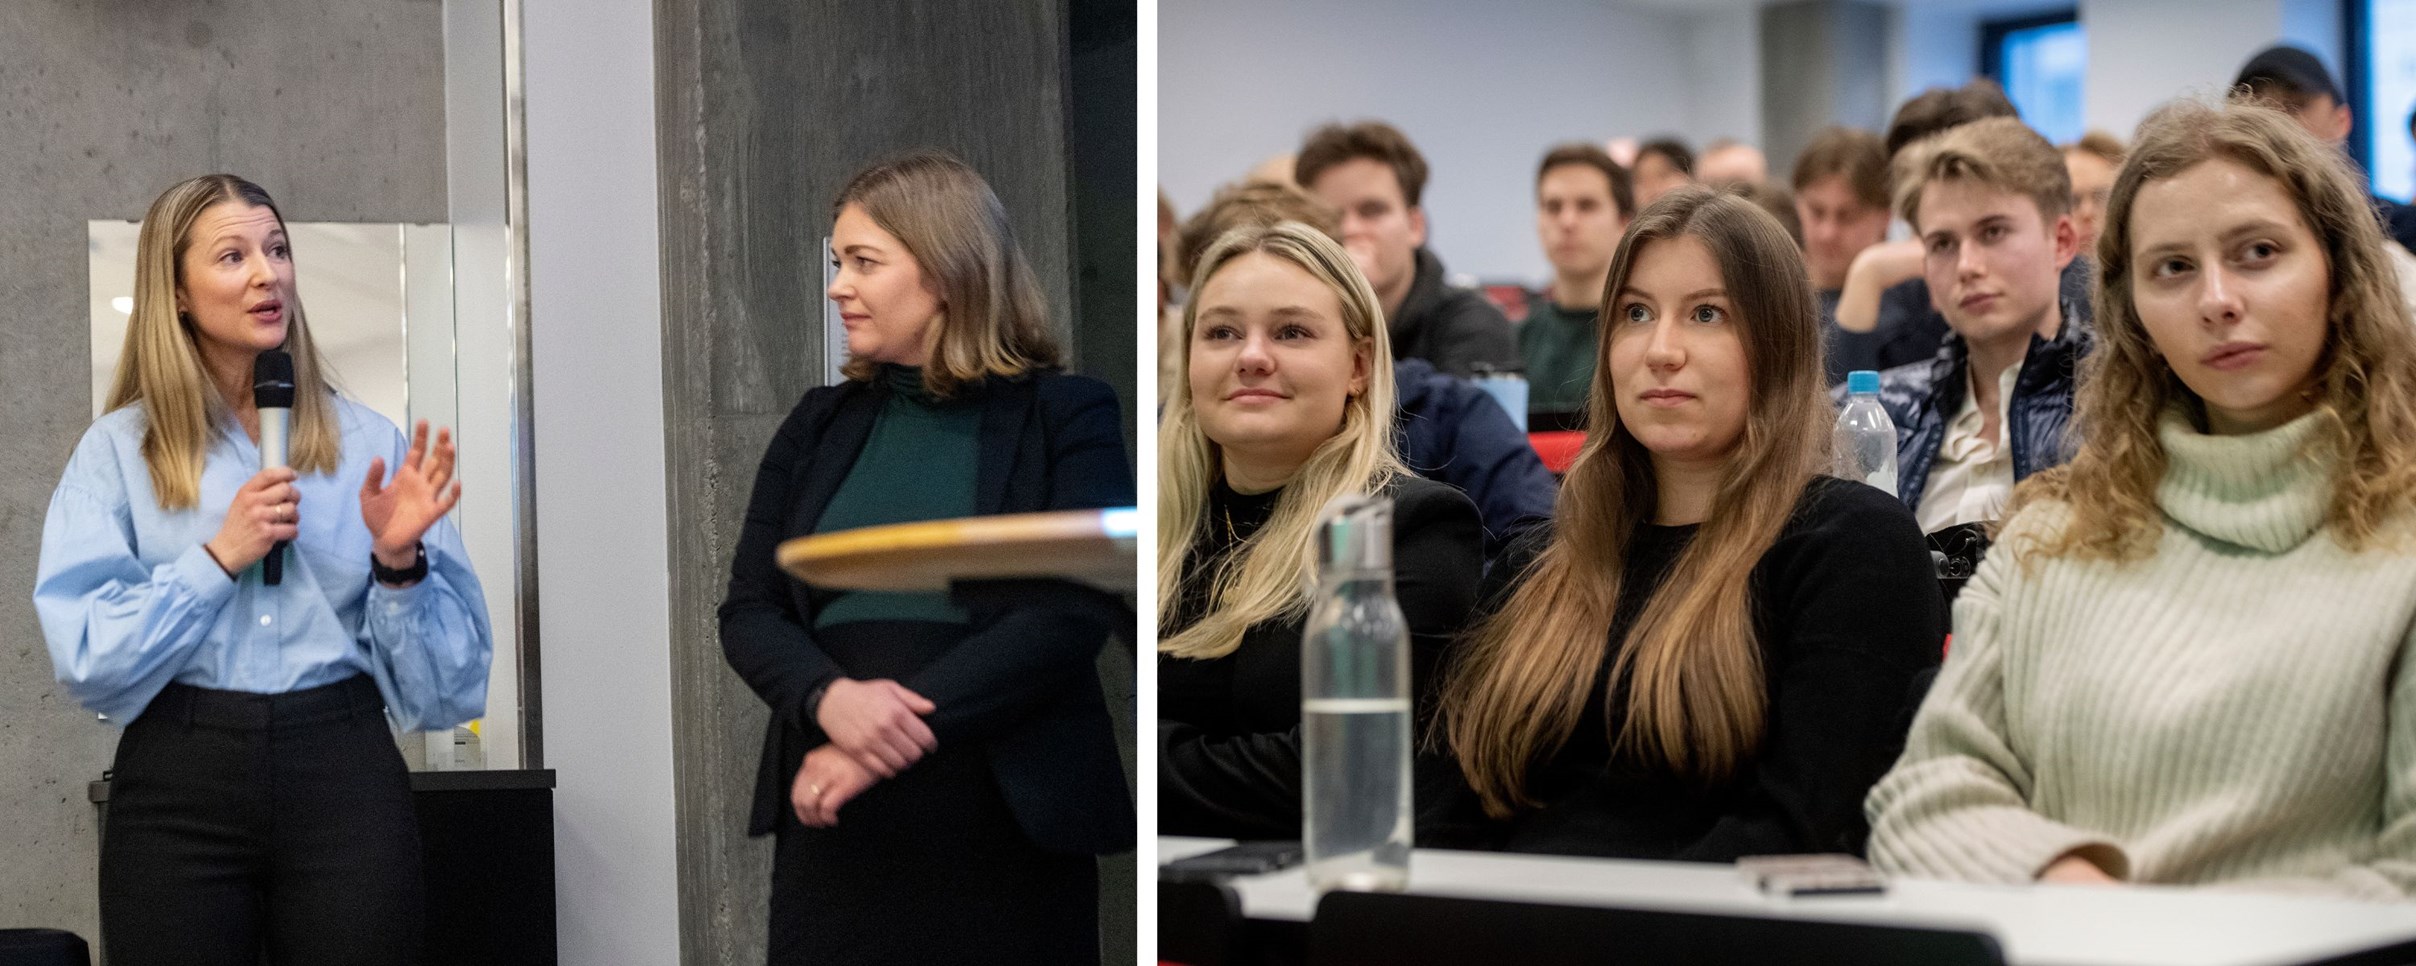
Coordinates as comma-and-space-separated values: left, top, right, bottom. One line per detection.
1835, 370, 1899, 497
1300, 494, 1412, 892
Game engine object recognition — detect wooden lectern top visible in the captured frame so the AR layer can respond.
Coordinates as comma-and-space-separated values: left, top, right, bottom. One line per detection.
776, 507, 1137, 593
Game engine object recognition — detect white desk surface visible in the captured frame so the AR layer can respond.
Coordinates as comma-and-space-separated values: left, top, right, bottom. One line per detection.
1160, 837, 2416, 966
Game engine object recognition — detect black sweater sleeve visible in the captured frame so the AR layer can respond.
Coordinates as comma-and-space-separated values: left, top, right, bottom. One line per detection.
1671, 479, 1948, 861
1157, 476, 1487, 840
717, 389, 851, 736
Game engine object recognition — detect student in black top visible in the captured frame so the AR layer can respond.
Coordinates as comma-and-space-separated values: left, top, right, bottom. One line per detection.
1158, 222, 1484, 839
1428, 188, 1946, 860
718, 152, 1130, 965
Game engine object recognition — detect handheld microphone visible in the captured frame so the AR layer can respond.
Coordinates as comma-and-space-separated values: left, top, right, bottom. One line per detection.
253, 350, 295, 585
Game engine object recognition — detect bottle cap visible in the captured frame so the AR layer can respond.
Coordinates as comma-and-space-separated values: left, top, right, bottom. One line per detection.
1846, 370, 1881, 395
1316, 493, 1393, 572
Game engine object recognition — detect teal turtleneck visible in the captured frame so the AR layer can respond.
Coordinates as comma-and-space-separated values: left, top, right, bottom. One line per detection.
812, 365, 983, 629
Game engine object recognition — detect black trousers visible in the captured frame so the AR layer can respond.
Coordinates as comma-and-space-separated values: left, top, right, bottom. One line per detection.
100, 675, 423, 966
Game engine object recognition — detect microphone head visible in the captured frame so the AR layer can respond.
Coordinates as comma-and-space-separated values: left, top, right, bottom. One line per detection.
252, 350, 296, 409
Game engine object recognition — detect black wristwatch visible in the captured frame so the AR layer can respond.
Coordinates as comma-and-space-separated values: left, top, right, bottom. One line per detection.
372, 542, 429, 586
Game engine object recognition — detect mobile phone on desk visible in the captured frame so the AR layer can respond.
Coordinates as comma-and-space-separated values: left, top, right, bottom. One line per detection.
1736, 853, 1887, 897
1160, 841, 1305, 881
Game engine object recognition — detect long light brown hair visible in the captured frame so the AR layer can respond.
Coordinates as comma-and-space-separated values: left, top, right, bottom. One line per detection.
2007, 99, 2416, 560
1156, 222, 1404, 661
832, 151, 1062, 398
107, 175, 342, 509
1439, 187, 1833, 815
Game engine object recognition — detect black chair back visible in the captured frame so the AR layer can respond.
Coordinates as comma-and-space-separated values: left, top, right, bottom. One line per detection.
0, 929, 92, 966
1160, 878, 1248, 966
1310, 892, 2005, 966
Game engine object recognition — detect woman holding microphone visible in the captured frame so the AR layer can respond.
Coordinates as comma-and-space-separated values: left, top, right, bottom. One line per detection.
718, 151, 1132, 964
35, 174, 492, 964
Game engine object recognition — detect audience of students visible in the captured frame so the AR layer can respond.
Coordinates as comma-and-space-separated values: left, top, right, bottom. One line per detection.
1157, 222, 1485, 839
1297, 121, 1521, 376
1155, 54, 2416, 913
1868, 100, 2416, 899
1522, 143, 1636, 425
1424, 187, 1946, 860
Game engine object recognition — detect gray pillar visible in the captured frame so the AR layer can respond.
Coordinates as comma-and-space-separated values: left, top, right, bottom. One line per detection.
653, 0, 1133, 962
1760, 0, 1893, 183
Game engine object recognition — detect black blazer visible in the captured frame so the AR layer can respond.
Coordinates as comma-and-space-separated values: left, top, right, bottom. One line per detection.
718, 370, 1135, 853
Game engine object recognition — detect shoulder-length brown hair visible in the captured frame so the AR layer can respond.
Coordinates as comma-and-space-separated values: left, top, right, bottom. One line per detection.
2009, 99, 2416, 560
1438, 187, 1833, 815
832, 151, 1061, 397
107, 174, 342, 509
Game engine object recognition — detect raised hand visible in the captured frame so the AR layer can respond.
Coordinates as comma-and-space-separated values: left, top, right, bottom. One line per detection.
360, 420, 462, 568
205, 467, 301, 575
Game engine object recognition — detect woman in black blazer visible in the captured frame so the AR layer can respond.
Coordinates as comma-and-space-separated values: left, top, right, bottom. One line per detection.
718, 152, 1131, 965
1156, 222, 1485, 839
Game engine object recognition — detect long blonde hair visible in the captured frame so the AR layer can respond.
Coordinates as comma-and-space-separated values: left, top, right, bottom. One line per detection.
1156, 222, 1404, 660
1439, 188, 1833, 815
832, 151, 1062, 398
107, 175, 341, 509
2008, 99, 2416, 560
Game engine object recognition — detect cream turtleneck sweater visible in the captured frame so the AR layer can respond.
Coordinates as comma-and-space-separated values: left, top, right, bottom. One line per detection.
1866, 408, 2416, 901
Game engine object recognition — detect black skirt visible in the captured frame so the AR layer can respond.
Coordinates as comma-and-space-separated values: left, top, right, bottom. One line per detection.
764, 620, 1097, 965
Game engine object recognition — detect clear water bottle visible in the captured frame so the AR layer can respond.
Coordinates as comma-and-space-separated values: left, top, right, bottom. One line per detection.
1835, 370, 1899, 497
1300, 494, 1413, 892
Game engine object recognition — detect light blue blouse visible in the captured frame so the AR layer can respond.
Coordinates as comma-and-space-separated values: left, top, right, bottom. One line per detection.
34, 396, 492, 730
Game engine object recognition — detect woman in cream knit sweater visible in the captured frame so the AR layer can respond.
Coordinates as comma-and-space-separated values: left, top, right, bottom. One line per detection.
1865, 99, 2416, 900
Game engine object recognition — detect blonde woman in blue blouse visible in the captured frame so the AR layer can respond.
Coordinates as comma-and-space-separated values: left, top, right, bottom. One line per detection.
35, 175, 491, 966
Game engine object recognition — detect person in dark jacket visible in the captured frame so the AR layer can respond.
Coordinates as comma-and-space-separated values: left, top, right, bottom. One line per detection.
1427, 188, 1945, 861
1172, 178, 1555, 557
1393, 356, 1556, 557
1158, 223, 1484, 840
1296, 120, 1520, 376
1865, 119, 2088, 534
718, 152, 1130, 965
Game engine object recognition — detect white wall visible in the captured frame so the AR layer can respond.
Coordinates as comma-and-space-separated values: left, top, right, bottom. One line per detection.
1161, 0, 1759, 284
1891, 4, 1983, 111
2082, 0, 2288, 140
523, 0, 681, 962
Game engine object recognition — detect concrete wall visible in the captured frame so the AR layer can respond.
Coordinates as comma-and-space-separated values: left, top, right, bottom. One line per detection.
0, 0, 444, 941
1762, 0, 1892, 184
1159, 0, 1762, 284
654, 0, 1134, 962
